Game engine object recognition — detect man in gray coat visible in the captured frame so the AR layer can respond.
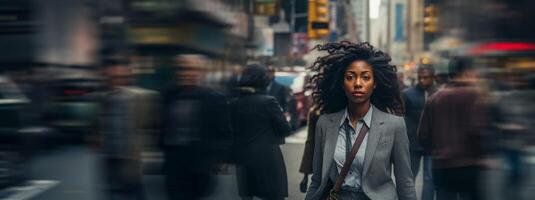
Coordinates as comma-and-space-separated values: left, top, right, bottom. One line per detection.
99, 60, 159, 200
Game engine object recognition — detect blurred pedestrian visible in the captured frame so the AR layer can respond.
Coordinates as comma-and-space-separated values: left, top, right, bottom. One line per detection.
491, 74, 535, 199
418, 57, 487, 200
299, 104, 323, 193
159, 54, 232, 200
226, 64, 243, 98
99, 59, 158, 200
266, 66, 296, 130
228, 65, 243, 89
305, 41, 416, 200
266, 66, 292, 114
402, 64, 437, 200
230, 64, 293, 200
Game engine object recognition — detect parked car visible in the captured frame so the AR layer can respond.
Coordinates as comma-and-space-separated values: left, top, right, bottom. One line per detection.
43, 70, 103, 142
274, 71, 313, 129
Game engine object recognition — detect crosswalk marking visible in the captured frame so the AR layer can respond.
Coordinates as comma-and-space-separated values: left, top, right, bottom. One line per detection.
0, 180, 60, 200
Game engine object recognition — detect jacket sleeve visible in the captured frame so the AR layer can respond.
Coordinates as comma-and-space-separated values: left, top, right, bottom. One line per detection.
136, 90, 160, 154
392, 118, 417, 200
401, 90, 410, 112
299, 108, 319, 174
305, 116, 324, 200
401, 90, 411, 121
158, 89, 171, 148
401, 90, 413, 136
266, 96, 292, 137
207, 94, 234, 162
281, 86, 293, 112
417, 100, 433, 153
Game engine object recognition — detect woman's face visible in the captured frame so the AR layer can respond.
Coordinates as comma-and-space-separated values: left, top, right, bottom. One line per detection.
343, 60, 375, 105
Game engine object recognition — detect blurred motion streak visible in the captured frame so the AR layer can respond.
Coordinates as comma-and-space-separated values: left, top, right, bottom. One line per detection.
0, 0, 534, 199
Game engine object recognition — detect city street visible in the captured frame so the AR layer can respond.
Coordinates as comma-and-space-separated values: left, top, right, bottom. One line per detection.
0, 128, 415, 200
0, 129, 312, 200
1, 0, 534, 200
1, 127, 535, 200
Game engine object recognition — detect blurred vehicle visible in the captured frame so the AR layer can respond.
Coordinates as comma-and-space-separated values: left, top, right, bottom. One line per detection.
274, 70, 313, 130
436, 41, 535, 88
43, 69, 103, 142
0, 76, 30, 189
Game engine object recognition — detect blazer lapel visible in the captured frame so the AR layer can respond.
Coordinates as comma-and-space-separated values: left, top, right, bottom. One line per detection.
321, 110, 345, 182
362, 106, 385, 177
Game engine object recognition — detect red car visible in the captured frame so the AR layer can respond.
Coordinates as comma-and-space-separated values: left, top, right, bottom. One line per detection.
274, 71, 313, 129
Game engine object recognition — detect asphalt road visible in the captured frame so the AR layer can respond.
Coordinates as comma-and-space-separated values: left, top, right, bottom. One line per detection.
2, 127, 535, 200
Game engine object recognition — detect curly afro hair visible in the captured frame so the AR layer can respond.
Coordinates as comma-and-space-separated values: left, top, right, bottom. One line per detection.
309, 41, 404, 116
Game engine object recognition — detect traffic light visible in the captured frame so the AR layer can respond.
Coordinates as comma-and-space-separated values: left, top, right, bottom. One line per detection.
254, 0, 279, 16
308, 0, 329, 39
423, 5, 437, 33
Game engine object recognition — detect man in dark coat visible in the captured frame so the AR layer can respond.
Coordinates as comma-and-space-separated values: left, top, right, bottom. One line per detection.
226, 65, 243, 97
160, 55, 232, 200
418, 58, 487, 200
266, 67, 292, 113
402, 65, 437, 200
266, 66, 296, 130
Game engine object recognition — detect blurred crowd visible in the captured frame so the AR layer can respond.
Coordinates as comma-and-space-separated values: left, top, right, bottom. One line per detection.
0, 47, 534, 200
0, 1, 534, 199
0, 51, 306, 200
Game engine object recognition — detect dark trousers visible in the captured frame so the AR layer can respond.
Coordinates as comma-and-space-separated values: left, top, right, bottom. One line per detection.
163, 146, 214, 200
103, 157, 145, 200
338, 190, 371, 200
411, 150, 435, 200
503, 149, 525, 199
433, 166, 481, 200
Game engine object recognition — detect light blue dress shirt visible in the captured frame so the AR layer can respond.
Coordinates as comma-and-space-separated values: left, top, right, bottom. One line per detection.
333, 106, 373, 192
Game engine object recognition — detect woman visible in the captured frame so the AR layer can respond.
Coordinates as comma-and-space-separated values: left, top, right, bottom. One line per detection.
230, 64, 293, 200
299, 104, 323, 193
305, 41, 416, 200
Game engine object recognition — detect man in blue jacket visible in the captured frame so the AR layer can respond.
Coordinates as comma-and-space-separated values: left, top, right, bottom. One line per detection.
402, 65, 437, 200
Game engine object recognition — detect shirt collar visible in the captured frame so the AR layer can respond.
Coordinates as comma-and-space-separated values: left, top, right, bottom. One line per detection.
339, 104, 373, 129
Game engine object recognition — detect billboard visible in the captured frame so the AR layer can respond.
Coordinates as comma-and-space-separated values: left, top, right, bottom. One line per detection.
394, 3, 405, 42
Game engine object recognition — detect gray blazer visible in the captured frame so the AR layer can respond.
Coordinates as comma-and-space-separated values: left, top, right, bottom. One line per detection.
305, 106, 416, 200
